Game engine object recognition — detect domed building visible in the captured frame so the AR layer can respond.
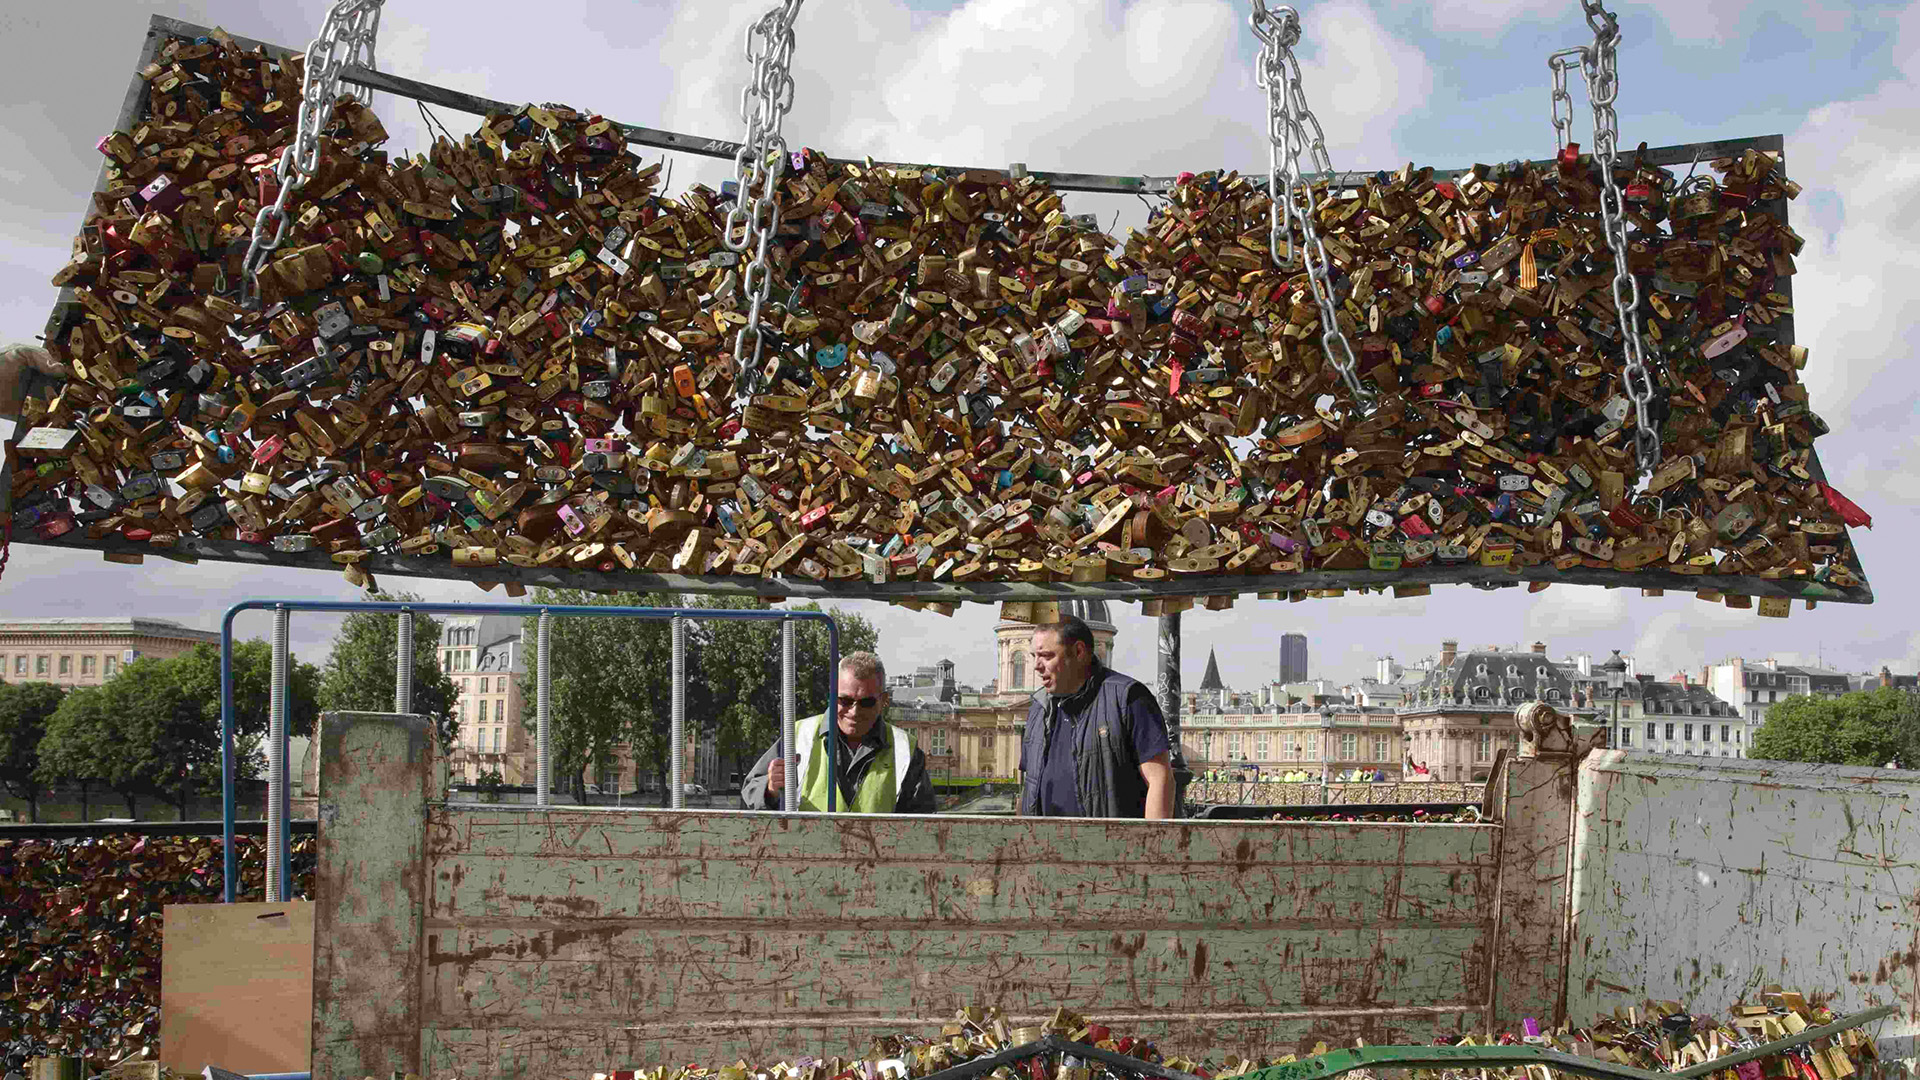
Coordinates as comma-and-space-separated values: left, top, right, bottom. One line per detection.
994, 600, 1116, 694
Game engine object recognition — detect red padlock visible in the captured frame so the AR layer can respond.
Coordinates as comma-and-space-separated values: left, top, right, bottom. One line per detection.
1556, 142, 1582, 177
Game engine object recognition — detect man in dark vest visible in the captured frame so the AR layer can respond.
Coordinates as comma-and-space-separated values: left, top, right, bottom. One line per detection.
1019, 615, 1174, 818
740, 651, 936, 813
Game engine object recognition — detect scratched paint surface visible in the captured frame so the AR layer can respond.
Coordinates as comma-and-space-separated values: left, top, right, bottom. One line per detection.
1568, 752, 1919, 1049
312, 712, 435, 1080
416, 809, 1501, 1077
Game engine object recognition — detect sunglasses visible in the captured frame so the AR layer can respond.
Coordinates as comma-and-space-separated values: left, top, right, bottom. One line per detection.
836, 695, 880, 710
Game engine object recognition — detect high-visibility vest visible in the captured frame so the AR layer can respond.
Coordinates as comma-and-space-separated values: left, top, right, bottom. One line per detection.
796, 712, 912, 812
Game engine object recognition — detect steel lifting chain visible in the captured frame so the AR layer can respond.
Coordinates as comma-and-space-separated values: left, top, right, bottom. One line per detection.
1249, 1, 1367, 404
239, 0, 388, 309
723, 0, 806, 397
1553, 1, 1660, 472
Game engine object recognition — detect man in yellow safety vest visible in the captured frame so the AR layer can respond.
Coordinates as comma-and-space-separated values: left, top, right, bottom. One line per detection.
740, 651, 936, 813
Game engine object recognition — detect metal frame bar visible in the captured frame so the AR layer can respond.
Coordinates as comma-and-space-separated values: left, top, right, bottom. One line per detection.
28, 15, 1871, 608
218, 599, 839, 903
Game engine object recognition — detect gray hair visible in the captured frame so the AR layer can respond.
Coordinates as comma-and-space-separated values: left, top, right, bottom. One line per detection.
839, 651, 887, 685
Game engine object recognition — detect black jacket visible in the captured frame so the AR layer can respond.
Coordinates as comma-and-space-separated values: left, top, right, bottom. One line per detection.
1018, 664, 1159, 818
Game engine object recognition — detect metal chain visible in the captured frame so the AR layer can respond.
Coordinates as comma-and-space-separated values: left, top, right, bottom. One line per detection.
1249, 1, 1366, 403
1570, 0, 1660, 472
723, 0, 806, 396
239, 0, 388, 308
1548, 46, 1588, 152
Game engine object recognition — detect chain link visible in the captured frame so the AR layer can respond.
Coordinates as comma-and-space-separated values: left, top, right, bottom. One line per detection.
1249, 2, 1365, 404
1548, 46, 1588, 152
724, 0, 806, 396
1567, 1, 1660, 472
239, 0, 387, 308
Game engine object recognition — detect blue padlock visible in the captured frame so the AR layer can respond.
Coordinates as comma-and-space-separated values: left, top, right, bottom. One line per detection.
815, 343, 847, 369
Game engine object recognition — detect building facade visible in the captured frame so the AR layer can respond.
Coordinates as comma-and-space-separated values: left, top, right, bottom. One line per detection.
1706, 657, 1852, 728
0, 617, 220, 688
440, 614, 531, 785
1179, 705, 1403, 778
1279, 633, 1309, 684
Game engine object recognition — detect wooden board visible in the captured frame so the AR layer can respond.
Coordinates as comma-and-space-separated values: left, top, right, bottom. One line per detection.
412, 809, 1501, 1074
160, 901, 314, 1075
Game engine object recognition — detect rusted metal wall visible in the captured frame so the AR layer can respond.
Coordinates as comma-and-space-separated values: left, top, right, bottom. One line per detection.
1488, 753, 1580, 1033
312, 712, 437, 1080
1568, 751, 1920, 1059
414, 807, 1502, 1077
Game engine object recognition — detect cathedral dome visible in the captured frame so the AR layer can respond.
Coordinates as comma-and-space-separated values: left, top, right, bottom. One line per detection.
1061, 599, 1114, 631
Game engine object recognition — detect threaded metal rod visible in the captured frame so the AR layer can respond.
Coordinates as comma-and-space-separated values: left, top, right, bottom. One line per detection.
536, 609, 552, 806
267, 605, 289, 902
670, 615, 686, 810
781, 618, 798, 813
394, 607, 413, 714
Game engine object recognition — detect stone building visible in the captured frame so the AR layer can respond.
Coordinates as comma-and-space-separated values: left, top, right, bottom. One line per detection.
440, 614, 530, 786
0, 617, 220, 688
1398, 640, 1588, 782
1707, 657, 1852, 728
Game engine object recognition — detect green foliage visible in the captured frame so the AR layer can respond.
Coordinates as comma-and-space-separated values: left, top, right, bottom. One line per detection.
517, 592, 878, 795
171, 641, 322, 759
0, 681, 66, 820
1750, 687, 1920, 768
317, 590, 461, 753
37, 658, 222, 818
519, 589, 676, 796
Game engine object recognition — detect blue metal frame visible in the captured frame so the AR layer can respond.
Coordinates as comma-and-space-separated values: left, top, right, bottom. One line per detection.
219, 600, 841, 902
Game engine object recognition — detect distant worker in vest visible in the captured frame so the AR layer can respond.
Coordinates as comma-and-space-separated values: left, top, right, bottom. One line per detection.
1019, 615, 1175, 819
740, 651, 937, 813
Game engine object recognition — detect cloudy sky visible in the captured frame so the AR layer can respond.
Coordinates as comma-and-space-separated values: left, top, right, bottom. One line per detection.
0, 0, 1915, 696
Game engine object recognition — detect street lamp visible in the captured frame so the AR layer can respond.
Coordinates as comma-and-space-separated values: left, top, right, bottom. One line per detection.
1600, 650, 1628, 749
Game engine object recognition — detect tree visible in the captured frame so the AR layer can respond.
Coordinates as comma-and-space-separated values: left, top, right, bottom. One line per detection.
171, 640, 321, 779
518, 588, 676, 798
317, 590, 460, 755
38, 658, 222, 818
0, 681, 66, 821
690, 597, 879, 774
1750, 687, 1920, 768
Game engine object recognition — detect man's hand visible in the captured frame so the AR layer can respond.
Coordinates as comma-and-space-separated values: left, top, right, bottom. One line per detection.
0, 344, 69, 422
766, 756, 785, 797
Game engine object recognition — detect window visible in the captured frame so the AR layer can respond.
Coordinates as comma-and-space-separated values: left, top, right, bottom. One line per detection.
34, 656, 48, 675
1475, 732, 1492, 762
1009, 651, 1025, 690
10, 657, 21, 675
58, 656, 71, 676
1371, 734, 1389, 761
1283, 734, 1300, 761
1665, 723, 1675, 741
1645, 722, 1655, 742
1227, 732, 1243, 757
980, 731, 995, 752
81, 655, 94, 675
1620, 728, 1632, 747
1702, 725, 1713, 743
491, 729, 501, 753
931, 729, 949, 755
1339, 733, 1357, 761
496, 676, 507, 693
103, 655, 117, 676
1735, 729, 1742, 744
1254, 733, 1272, 759
1684, 724, 1694, 742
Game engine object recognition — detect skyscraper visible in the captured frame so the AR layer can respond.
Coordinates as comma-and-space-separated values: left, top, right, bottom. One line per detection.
1279, 633, 1309, 684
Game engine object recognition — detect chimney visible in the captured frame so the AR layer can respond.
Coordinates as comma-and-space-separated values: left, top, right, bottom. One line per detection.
1764, 658, 1779, 671
1675, 672, 1689, 687
1531, 641, 1547, 655
1377, 656, 1394, 684
1440, 640, 1458, 667
1881, 666, 1893, 688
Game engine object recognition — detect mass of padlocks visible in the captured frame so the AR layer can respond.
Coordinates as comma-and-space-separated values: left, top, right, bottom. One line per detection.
572, 995, 1889, 1080
14, 28, 1872, 604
